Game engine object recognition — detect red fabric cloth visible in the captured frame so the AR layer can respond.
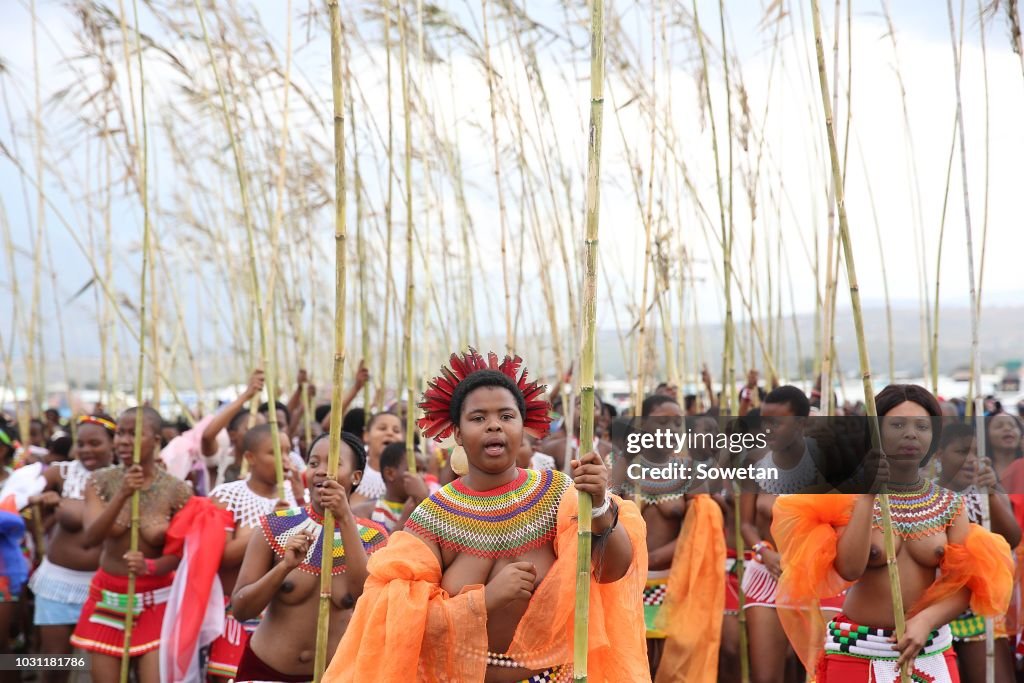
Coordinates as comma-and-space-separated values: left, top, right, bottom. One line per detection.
207, 600, 257, 680
235, 638, 311, 682
161, 496, 233, 682
817, 647, 959, 683
70, 568, 173, 657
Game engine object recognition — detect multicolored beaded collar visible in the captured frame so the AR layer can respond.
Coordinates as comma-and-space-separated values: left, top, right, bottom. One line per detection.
406, 468, 571, 558
260, 506, 388, 575
872, 479, 964, 540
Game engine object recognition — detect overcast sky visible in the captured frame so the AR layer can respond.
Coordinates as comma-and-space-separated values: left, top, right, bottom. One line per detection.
1, 0, 1022, 386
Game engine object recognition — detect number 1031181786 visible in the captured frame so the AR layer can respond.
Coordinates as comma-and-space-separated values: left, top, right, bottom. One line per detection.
1, 655, 89, 671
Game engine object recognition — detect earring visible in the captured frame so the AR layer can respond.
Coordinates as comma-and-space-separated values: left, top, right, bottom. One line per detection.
450, 446, 469, 476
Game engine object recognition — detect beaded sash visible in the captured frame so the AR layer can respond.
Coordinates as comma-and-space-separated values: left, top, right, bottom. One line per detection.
872, 479, 964, 539
259, 506, 388, 576
406, 468, 571, 558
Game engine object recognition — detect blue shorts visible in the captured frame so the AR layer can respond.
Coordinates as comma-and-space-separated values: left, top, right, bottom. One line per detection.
34, 594, 85, 626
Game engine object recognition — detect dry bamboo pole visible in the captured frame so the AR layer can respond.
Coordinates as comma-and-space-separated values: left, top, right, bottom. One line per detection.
0, 201, 20, 412
42, 229, 74, 435
26, 0, 45, 432
312, 2, 349, 679
349, 69, 371, 417
944, 2, 995, 677
573, 0, 606, 674
820, 0, 841, 415
931, 120, 959, 394
0, 147, 194, 422
608, 88, 654, 411
692, 0, 735, 415
480, 0, 513, 354
398, 1, 417, 473
0, 192, 30, 442
378, 0, 395, 412
972, 0, 992, 393
194, 0, 285, 499
809, 3, 908, 682
118, 0, 150, 678
264, 0, 297, 445
855, 133, 895, 382
879, 0, 932, 382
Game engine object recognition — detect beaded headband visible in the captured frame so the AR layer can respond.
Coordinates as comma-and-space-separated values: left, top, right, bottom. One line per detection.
77, 415, 117, 435
417, 349, 551, 443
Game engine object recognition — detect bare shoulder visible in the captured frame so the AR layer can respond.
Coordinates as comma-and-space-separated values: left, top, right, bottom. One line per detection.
537, 434, 566, 456
403, 526, 443, 567
352, 500, 374, 518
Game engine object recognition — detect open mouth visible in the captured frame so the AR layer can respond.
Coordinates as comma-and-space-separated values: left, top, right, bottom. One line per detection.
483, 438, 506, 456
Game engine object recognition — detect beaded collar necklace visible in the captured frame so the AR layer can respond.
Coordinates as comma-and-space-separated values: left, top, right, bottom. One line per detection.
260, 505, 388, 575
406, 467, 571, 558
872, 478, 964, 539
632, 455, 690, 505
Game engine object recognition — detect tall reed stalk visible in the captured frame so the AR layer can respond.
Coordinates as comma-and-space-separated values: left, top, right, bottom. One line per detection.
194, 0, 285, 499
945, 1, 994, 677
809, 2, 908, 681
573, 0, 606, 676
397, 0, 417, 472
313, 1, 349, 679
119, 0, 149, 678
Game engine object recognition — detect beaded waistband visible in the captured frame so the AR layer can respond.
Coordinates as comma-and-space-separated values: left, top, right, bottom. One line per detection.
825, 618, 952, 660
486, 653, 571, 683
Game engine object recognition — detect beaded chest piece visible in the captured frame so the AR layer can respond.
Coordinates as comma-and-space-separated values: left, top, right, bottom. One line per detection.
92, 465, 192, 528
59, 459, 91, 501
872, 479, 964, 540
211, 478, 297, 529
633, 456, 690, 505
406, 468, 571, 558
259, 506, 388, 575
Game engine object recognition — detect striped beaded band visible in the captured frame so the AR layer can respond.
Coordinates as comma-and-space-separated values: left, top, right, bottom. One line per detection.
825, 618, 950, 660
406, 468, 571, 558
260, 506, 388, 575
78, 415, 117, 435
872, 479, 964, 540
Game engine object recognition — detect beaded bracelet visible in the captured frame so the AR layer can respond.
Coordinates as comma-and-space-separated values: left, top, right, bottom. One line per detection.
592, 495, 613, 519
752, 540, 775, 563
592, 500, 620, 542
144, 558, 158, 576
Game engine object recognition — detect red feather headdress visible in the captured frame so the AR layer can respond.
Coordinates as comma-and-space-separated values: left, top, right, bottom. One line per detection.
417, 348, 551, 443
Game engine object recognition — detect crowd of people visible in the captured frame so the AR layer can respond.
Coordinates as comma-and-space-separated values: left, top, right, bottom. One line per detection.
1, 352, 1023, 683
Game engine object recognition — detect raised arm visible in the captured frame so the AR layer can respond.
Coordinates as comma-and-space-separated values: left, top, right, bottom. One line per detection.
201, 369, 264, 457
319, 479, 370, 601
339, 360, 369, 415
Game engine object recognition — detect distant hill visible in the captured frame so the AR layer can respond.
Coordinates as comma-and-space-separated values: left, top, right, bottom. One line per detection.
10, 305, 1023, 391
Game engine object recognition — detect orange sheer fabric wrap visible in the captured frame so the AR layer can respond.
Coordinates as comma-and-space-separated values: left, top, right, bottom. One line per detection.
772, 495, 1015, 673
323, 489, 650, 683
654, 493, 726, 683
908, 523, 1013, 619
772, 494, 856, 672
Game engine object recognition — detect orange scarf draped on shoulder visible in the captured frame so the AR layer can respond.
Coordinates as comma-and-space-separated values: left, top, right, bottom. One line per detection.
771, 494, 1014, 673
323, 487, 650, 683
654, 493, 727, 683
